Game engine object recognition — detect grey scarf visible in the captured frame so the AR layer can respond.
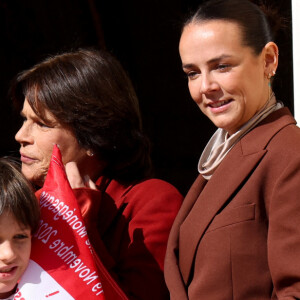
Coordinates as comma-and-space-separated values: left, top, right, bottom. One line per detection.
198, 93, 283, 180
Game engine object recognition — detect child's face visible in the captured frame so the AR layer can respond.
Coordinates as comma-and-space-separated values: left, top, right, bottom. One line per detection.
0, 211, 31, 298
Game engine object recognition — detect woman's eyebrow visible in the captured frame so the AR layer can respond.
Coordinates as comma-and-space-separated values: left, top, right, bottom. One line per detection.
182, 63, 196, 69
182, 54, 233, 69
207, 54, 232, 64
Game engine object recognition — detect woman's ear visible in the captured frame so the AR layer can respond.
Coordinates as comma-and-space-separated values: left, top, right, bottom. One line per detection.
263, 42, 279, 77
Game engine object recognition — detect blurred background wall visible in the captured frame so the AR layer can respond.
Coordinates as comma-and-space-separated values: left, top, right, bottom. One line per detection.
0, 0, 292, 195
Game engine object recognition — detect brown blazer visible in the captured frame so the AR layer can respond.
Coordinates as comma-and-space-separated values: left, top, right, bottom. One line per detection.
165, 107, 300, 299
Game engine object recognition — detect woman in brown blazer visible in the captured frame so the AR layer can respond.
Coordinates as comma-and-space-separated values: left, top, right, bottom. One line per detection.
164, 0, 300, 299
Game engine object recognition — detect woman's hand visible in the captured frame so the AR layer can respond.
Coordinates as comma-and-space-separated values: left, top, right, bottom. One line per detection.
65, 161, 97, 190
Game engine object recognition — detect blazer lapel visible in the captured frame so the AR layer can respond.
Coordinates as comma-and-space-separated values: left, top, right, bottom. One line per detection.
179, 141, 266, 284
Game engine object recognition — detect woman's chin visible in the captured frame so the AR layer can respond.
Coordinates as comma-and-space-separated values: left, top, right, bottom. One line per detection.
21, 170, 45, 188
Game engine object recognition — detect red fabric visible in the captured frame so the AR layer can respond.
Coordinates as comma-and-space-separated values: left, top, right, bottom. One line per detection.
18, 145, 105, 299
34, 165, 183, 299
72, 176, 183, 300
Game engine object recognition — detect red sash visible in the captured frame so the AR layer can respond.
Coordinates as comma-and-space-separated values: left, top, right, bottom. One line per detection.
16, 145, 105, 299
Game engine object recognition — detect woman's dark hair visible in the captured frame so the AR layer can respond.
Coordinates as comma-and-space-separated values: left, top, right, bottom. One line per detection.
184, 0, 281, 55
0, 157, 40, 232
9, 48, 152, 183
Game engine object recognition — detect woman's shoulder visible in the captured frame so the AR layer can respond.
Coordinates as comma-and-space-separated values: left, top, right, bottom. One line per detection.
265, 108, 300, 149
126, 178, 183, 214
133, 178, 182, 193
110, 177, 182, 197
268, 122, 300, 156
106, 177, 183, 206
243, 107, 300, 155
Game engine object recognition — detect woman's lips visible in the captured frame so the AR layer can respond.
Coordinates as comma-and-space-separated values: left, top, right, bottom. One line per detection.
20, 153, 36, 164
208, 99, 233, 112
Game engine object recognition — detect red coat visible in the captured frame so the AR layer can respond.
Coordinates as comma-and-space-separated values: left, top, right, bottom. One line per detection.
165, 108, 300, 299
73, 177, 183, 300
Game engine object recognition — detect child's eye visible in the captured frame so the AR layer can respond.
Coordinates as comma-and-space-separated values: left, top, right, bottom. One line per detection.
14, 233, 30, 240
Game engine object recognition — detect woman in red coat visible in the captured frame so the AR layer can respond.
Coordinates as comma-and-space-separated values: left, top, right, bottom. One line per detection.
164, 0, 300, 299
10, 48, 183, 299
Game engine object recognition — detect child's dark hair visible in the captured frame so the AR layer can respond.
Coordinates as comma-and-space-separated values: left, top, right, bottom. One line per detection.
0, 157, 40, 232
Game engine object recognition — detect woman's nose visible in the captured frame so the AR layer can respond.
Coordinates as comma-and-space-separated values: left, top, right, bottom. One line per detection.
15, 122, 33, 145
200, 73, 219, 94
0, 241, 17, 263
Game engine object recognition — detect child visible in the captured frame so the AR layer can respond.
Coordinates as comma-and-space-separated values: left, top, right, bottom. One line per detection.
0, 158, 39, 300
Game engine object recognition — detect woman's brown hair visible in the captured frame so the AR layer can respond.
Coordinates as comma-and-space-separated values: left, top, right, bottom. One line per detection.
184, 0, 282, 55
10, 48, 152, 184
